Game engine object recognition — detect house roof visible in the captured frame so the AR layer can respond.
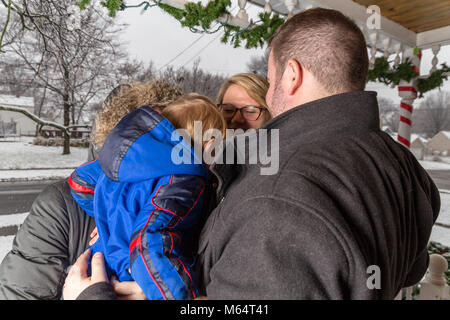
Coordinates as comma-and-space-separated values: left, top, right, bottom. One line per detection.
441, 131, 450, 139
0, 95, 34, 109
411, 134, 429, 143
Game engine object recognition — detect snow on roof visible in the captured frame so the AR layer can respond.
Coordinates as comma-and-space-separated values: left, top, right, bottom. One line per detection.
411, 134, 429, 144
441, 131, 450, 139
0, 94, 34, 108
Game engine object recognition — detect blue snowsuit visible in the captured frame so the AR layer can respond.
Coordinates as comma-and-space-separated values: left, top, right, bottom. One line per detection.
69, 106, 209, 300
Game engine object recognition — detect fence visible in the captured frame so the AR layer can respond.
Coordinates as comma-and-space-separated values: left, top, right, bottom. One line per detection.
0, 120, 18, 138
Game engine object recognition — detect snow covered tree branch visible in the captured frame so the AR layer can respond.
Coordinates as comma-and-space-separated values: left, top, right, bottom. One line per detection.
0, 105, 91, 134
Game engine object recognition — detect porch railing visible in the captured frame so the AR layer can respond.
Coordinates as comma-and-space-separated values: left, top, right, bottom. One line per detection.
396, 254, 450, 300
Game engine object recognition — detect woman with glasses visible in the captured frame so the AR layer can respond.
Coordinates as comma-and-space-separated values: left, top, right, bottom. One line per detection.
216, 73, 272, 130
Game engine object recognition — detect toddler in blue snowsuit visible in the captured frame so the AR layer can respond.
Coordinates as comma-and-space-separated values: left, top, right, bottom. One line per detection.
69, 94, 226, 300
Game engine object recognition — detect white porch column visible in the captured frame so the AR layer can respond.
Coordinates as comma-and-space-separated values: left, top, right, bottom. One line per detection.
397, 48, 421, 148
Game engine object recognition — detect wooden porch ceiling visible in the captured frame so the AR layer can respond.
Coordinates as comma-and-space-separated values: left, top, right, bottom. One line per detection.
353, 0, 450, 33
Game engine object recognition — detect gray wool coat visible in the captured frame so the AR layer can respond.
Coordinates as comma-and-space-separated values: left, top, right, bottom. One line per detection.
198, 91, 441, 300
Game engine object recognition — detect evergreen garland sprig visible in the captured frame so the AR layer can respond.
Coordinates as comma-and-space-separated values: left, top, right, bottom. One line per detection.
77, 0, 286, 49
77, 1, 450, 97
417, 63, 450, 98
222, 12, 285, 49
367, 56, 450, 98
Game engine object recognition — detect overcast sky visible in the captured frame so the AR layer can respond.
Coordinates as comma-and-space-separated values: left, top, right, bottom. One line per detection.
116, 0, 265, 75
116, 0, 450, 105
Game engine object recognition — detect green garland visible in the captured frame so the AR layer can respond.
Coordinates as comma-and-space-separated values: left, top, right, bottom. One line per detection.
158, 0, 231, 31
77, 0, 284, 49
78, 1, 449, 96
368, 56, 450, 98
417, 64, 450, 98
222, 13, 285, 49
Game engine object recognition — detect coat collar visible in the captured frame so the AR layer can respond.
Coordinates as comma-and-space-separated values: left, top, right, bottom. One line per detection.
262, 90, 381, 140
209, 91, 381, 199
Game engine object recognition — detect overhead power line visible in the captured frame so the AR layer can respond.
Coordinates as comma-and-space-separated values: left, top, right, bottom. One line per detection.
157, 34, 207, 72
157, 4, 239, 72
181, 31, 224, 68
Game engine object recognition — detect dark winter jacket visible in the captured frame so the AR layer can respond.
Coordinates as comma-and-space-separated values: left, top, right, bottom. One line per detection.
70, 106, 209, 300
198, 91, 441, 300
0, 179, 95, 300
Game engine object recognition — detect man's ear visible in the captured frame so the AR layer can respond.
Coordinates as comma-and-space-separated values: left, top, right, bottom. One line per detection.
284, 58, 303, 96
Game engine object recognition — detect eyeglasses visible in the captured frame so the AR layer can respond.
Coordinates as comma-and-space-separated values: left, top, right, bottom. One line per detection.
218, 104, 266, 121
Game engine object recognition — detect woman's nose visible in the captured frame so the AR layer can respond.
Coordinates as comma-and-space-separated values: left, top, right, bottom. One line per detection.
231, 109, 245, 124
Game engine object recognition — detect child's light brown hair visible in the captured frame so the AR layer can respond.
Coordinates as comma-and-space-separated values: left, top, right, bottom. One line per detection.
161, 93, 226, 146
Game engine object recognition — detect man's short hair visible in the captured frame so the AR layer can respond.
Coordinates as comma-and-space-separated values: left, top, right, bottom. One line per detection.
269, 8, 369, 94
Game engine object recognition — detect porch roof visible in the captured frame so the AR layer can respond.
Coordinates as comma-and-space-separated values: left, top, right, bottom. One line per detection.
247, 0, 450, 50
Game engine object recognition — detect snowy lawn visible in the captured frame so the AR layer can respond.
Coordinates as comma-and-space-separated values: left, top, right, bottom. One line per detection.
0, 136, 88, 169
430, 190, 450, 247
0, 136, 88, 181
419, 155, 450, 171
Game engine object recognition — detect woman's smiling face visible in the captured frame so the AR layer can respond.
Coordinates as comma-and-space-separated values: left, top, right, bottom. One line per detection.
221, 84, 269, 130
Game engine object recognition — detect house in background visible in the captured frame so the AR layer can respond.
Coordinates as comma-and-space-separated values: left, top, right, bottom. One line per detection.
410, 134, 429, 160
0, 94, 36, 136
382, 128, 430, 160
428, 131, 450, 156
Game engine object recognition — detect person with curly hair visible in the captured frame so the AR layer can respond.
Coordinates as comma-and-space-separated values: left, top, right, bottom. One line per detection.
0, 80, 184, 300
63, 93, 226, 300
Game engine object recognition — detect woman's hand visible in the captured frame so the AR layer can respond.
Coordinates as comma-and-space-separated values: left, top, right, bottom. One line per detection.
62, 249, 108, 300
89, 227, 99, 246
111, 277, 147, 300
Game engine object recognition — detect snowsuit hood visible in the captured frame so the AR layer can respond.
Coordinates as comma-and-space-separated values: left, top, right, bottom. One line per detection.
99, 105, 208, 182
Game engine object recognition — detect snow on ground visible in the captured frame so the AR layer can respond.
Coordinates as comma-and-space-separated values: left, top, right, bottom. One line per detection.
0, 169, 76, 182
0, 212, 29, 228
0, 136, 88, 181
0, 236, 15, 264
0, 136, 88, 170
419, 155, 450, 171
419, 160, 450, 171
430, 190, 450, 247
0, 212, 29, 264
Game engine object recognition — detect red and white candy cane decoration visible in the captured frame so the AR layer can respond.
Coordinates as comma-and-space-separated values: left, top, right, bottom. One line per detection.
397, 48, 422, 148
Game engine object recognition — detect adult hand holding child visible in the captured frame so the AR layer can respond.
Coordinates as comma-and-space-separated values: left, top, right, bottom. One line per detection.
63, 249, 113, 300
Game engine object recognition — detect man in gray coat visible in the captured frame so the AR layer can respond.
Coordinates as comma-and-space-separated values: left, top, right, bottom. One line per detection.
198, 8, 441, 299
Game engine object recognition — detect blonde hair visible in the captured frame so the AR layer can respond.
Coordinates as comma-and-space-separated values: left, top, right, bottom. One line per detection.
216, 73, 272, 121
162, 93, 226, 146
93, 80, 183, 148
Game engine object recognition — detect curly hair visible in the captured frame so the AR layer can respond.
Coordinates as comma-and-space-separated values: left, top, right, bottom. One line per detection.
93, 80, 183, 148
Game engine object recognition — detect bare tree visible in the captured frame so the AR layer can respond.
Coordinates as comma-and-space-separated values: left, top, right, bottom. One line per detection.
160, 59, 225, 100
3, 1, 126, 154
378, 97, 399, 132
246, 54, 268, 77
418, 91, 450, 138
